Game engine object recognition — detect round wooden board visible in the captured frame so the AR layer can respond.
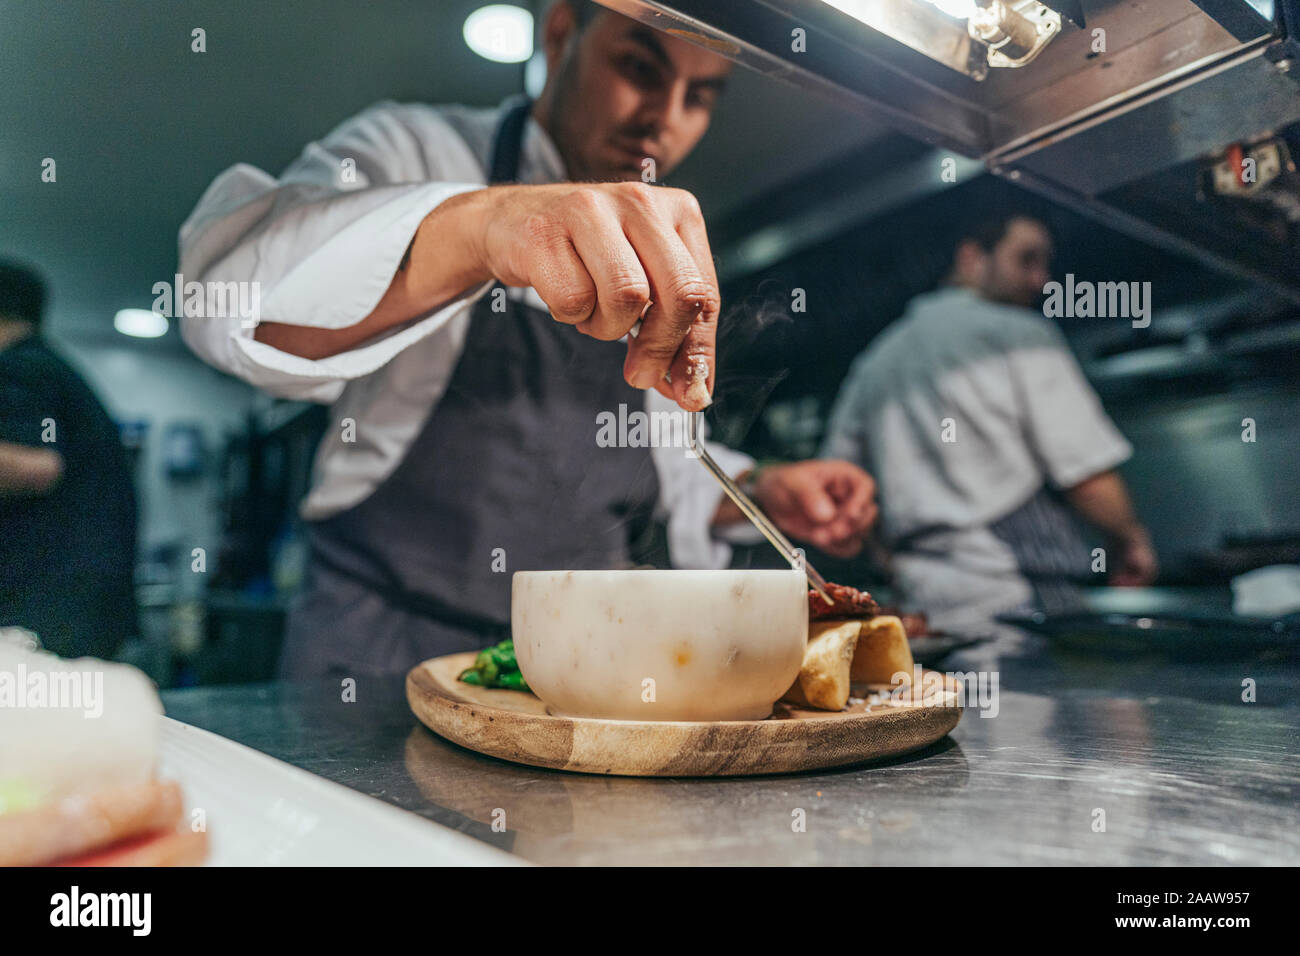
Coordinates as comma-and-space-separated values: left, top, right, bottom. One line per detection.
407, 652, 963, 777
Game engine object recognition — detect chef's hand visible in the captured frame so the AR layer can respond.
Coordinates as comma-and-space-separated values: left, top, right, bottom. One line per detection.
1109, 530, 1158, 587
752, 460, 878, 558
467, 182, 720, 411
255, 182, 717, 398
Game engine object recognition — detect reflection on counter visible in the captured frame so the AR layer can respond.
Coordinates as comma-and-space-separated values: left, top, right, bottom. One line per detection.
160, 674, 1300, 865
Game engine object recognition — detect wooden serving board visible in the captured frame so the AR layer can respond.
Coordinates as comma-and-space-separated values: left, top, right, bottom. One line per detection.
407, 652, 963, 777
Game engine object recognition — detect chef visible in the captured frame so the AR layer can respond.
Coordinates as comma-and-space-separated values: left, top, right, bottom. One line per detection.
179, 0, 878, 677
821, 212, 1156, 636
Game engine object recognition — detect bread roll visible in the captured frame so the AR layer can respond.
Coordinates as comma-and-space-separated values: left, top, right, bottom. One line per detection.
782, 620, 860, 710
850, 615, 915, 684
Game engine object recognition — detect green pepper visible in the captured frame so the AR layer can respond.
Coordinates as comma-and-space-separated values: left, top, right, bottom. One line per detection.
473, 649, 500, 682
496, 670, 529, 691
458, 640, 530, 690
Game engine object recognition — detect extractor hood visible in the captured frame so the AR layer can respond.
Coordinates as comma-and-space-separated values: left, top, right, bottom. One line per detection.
603, 0, 1300, 299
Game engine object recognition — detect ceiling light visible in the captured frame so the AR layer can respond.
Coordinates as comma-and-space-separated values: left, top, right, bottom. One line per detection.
113, 309, 169, 338
930, 0, 978, 18
463, 5, 534, 64
822, 0, 1063, 76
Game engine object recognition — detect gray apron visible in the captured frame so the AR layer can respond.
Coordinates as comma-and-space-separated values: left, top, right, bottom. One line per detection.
279, 96, 660, 678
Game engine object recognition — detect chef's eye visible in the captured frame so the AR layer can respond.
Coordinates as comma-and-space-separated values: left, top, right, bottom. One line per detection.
617, 54, 661, 88
686, 86, 718, 110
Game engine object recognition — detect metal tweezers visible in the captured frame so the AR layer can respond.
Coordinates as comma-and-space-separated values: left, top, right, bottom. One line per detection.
629, 312, 833, 605
686, 412, 834, 606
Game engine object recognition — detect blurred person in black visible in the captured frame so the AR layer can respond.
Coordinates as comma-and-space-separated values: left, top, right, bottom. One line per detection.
0, 261, 138, 658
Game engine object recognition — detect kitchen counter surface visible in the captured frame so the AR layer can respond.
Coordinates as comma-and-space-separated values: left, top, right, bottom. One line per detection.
162, 639, 1300, 866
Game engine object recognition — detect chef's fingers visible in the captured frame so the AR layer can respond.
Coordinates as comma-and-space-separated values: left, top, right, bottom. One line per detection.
568, 204, 651, 341
620, 201, 717, 408
669, 192, 720, 410
825, 467, 855, 499
527, 234, 598, 326
622, 307, 680, 402
810, 518, 854, 548
790, 478, 838, 526
819, 532, 868, 559
649, 377, 677, 404
808, 507, 869, 548
822, 497, 875, 541
664, 312, 718, 412
834, 467, 876, 522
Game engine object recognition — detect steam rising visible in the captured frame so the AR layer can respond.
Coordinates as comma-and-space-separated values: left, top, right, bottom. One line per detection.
709, 280, 797, 444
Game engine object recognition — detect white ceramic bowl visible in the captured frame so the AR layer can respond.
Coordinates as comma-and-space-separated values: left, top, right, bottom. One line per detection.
512, 569, 808, 721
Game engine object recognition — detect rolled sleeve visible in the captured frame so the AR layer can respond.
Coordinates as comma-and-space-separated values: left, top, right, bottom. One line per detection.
177, 101, 491, 399
1008, 325, 1133, 489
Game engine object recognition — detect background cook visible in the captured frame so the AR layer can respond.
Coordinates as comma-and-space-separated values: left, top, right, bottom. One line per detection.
822, 212, 1156, 637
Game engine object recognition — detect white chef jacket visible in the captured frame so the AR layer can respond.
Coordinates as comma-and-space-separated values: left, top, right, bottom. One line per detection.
179, 100, 757, 568
821, 285, 1132, 630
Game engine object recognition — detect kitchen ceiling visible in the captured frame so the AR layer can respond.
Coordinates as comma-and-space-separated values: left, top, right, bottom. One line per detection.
0, 0, 886, 349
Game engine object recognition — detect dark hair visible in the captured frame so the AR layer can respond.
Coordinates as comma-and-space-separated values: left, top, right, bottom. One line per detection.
543, 0, 601, 34
571, 0, 601, 28
0, 260, 46, 325
955, 211, 1050, 254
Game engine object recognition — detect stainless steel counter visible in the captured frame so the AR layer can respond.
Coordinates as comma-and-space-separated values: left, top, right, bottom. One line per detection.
161, 636, 1300, 866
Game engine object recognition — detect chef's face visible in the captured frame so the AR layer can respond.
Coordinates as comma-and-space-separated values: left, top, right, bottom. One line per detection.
973, 218, 1054, 308
539, 4, 732, 182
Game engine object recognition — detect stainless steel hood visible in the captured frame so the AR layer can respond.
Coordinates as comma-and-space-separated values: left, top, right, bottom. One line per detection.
605, 0, 1300, 298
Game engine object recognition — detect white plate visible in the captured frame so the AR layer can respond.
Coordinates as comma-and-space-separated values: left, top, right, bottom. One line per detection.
157, 717, 523, 866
